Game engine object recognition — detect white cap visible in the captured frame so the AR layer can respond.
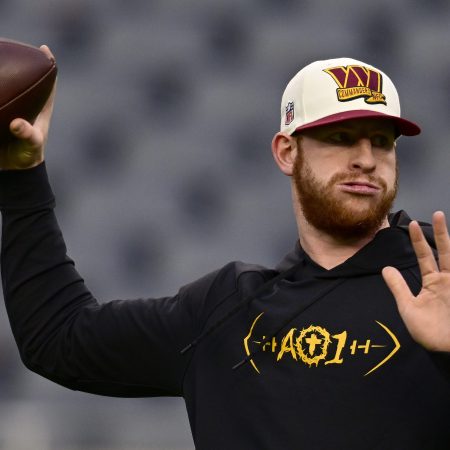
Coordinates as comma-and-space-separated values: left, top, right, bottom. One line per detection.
280, 57, 420, 136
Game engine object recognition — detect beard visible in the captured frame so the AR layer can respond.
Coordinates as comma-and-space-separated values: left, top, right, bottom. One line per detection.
293, 150, 398, 241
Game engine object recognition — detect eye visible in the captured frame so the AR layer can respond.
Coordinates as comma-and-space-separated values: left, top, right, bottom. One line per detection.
371, 134, 394, 149
328, 131, 353, 145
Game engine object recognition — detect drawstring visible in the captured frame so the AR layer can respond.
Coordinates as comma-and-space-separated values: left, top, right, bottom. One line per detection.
180, 263, 302, 355
232, 278, 347, 370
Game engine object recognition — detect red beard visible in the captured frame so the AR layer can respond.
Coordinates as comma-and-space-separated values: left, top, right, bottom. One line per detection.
293, 150, 398, 241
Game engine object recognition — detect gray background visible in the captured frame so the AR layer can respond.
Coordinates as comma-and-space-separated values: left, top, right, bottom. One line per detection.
0, 0, 449, 448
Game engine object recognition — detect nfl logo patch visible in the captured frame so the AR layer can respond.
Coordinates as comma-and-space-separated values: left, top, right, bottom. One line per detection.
285, 101, 294, 125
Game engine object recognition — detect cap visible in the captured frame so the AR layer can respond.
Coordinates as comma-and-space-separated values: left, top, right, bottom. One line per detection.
280, 57, 420, 137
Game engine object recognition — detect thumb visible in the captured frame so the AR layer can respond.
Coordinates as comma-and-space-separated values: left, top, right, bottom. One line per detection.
10, 119, 44, 149
7, 118, 45, 169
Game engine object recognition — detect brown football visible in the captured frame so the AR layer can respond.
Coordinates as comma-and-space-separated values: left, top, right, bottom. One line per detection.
0, 38, 57, 140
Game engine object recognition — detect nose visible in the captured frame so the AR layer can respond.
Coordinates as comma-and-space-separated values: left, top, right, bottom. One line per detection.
349, 137, 376, 172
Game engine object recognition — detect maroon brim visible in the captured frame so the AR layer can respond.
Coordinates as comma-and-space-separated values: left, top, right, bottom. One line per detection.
294, 110, 421, 137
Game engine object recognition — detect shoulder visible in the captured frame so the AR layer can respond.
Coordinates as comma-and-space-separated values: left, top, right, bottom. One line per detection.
179, 260, 277, 304
390, 209, 436, 249
176, 261, 277, 325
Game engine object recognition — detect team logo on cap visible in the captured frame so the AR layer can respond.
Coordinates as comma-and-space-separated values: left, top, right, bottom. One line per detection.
323, 65, 386, 105
285, 101, 295, 125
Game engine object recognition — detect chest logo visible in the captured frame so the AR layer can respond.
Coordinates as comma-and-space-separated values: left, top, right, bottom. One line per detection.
244, 314, 400, 376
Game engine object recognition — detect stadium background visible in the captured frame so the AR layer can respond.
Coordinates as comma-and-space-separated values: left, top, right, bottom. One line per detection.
0, 0, 449, 448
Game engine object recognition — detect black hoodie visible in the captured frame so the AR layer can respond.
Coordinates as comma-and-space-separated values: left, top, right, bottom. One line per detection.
1, 163, 449, 450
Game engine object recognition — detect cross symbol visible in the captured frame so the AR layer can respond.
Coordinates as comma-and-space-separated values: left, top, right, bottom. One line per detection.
305, 333, 322, 355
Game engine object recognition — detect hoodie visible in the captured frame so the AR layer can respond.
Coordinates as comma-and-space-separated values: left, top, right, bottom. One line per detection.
0, 163, 449, 450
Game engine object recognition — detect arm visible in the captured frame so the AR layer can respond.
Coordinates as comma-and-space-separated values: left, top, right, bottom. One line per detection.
0, 46, 216, 397
0, 166, 206, 396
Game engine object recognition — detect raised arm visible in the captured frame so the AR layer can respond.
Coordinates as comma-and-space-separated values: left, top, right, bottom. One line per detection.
0, 45, 217, 398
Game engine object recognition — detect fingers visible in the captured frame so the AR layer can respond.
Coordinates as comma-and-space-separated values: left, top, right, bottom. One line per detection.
382, 266, 413, 312
39, 44, 55, 62
31, 45, 57, 142
36, 44, 57, 120
433, 211, 450, 272
34, 81, 56, 138
409, 220, 439, 278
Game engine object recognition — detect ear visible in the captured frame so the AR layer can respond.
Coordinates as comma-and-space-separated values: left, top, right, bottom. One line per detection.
271, 132, 298, 176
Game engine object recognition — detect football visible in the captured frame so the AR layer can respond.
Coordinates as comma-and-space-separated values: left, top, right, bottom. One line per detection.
0, 38, 57, 140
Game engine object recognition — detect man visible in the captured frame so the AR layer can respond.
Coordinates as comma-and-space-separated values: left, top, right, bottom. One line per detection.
1, 47, 449, 449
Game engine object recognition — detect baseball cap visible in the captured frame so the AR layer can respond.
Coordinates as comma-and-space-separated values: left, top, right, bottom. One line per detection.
280, 57, 420, 137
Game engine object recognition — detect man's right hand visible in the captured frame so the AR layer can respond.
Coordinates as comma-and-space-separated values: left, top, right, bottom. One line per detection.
0, 45, 56, 170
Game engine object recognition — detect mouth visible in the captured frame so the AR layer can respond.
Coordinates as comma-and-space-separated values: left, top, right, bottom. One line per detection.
337, 181, 381, 195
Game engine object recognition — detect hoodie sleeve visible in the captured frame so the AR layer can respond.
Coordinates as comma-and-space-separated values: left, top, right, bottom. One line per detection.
0, 163, 222, 397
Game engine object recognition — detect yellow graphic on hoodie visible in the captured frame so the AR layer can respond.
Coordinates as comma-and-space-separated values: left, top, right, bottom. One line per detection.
244, 314, 400, 376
